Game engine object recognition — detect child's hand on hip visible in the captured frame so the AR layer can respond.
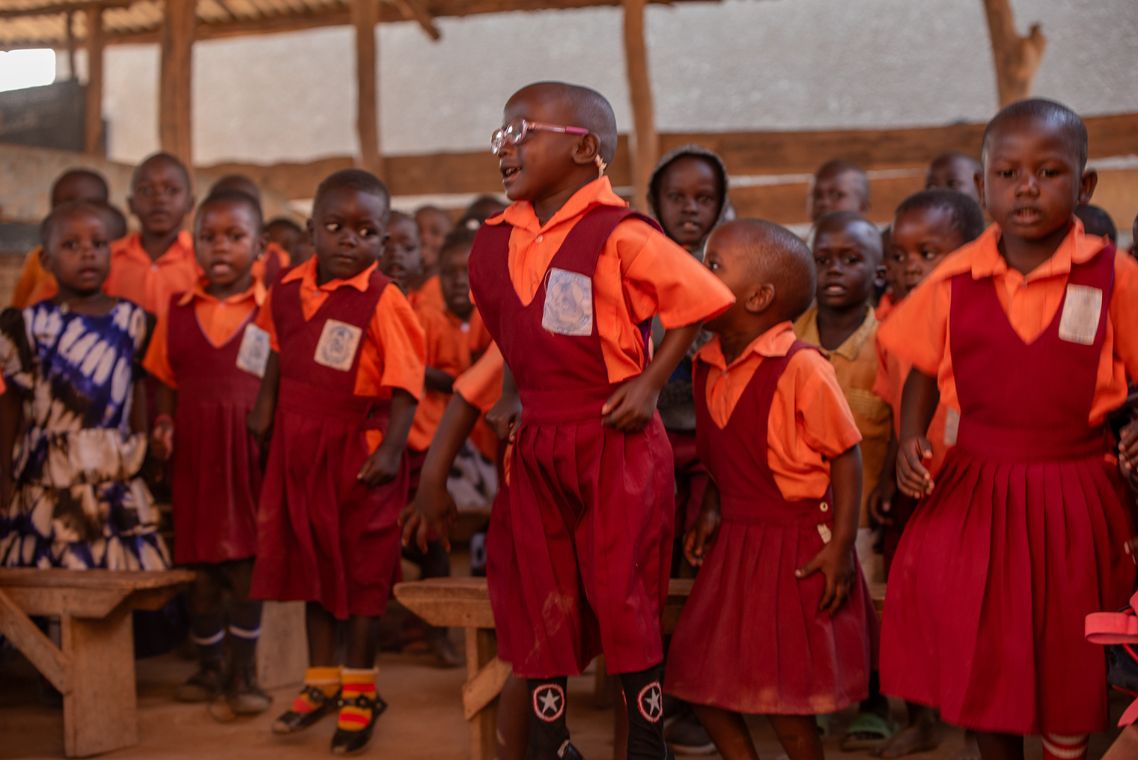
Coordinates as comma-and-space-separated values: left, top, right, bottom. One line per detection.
796, 541, 855, 616
683, 507, 721, 567
358, 444, 401, 487
601, 376, 659, 432
1119, 420, 1138, 484
897, 435, 934, 498
399, 481, 458, 553
487, 393, 521, 442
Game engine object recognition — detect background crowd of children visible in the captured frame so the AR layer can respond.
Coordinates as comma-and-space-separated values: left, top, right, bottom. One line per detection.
2, 82, 1137, 760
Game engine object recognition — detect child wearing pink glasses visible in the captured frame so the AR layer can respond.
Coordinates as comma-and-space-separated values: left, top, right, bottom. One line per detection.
409, 81, 734, 759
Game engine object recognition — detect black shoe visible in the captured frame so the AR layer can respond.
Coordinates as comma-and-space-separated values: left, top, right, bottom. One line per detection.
227, 661, 272, 716
665, 710, 716, 755
557, 741, 584, 759
330, 692, 388, 755
271, 685, 339, 735
176, 661, 225, 703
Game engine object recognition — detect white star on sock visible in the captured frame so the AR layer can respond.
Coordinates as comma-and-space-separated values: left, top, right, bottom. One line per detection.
539, 689, 561, 715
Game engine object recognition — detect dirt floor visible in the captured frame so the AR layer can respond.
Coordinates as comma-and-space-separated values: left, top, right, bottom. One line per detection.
1, 638, 1128, 760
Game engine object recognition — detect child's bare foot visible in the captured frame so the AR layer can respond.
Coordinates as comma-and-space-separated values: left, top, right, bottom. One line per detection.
876, 720, 939, 758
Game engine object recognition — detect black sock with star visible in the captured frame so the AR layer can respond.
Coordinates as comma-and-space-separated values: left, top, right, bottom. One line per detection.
619, 664, 671, 759
525, 677, 570, 759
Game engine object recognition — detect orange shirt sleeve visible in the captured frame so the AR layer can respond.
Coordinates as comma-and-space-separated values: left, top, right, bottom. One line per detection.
355, 283, 427, 400
11, 248, 45, 309
767, 349, 863, 501
1109, 252, 1138, 382
453, 342, 504, 414
142, 311, 176, 389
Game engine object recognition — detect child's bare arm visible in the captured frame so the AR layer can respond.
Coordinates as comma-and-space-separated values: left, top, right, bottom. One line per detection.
896, 370, 940, 498
150, 383, 177, 461
869, 434, 899, 525
425, 367, 456, 394
358, 388, 417, 487
129, 380, 148, 437
0, 391, 21, 505
797, 443, 862, 616
487, 365, 521, 441
399, 393, 483, 552
247, 352, 279, 445
603, 322, 700, 432
684, 481, 721, 568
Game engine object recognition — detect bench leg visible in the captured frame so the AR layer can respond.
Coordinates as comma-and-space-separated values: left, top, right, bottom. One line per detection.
257, 601, 308, 690
466, 628, 498, 760
61, 609, 138, 757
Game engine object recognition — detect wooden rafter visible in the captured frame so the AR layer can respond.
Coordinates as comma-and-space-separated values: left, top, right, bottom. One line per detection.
388, 0, 441, 41
84, 4, 105, 155
159, 0, 195, 168
980, 0, 1046, 106
351, 0, 383, 176
621, 0, 657, 211
0, 0, 136, 19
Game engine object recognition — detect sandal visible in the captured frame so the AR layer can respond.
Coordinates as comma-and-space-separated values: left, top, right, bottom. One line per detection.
271, 685, 339, 735
330, 692, 388, 755
841, 711, 897, 752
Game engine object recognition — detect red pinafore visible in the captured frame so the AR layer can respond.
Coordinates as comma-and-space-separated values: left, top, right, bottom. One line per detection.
469, 206, 675, 678
166, 297, 262, 564
666, 343, 874, 713
880, 245, 1135, 735
250, 269, 408, 620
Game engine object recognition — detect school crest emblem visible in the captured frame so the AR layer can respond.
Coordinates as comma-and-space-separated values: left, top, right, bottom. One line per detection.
637, 682, 663, 723
532, 684, 565, 722
314, 319, 362, 371
236, 324, 270, 378
542, 267, 593, 337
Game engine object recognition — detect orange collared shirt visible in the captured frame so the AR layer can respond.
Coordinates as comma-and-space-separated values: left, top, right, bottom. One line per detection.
408, 274, 445, 314
697, 322, 862, 501
795, 305, 892, 521
105, 231, 201, 316
453, 342, 505, 414
257, 258, 425, 402
483, 176, 735, 383
144, 279, 267, 389
877, 219, 1138, 426
408, 303, 493, 451
874, 292, 896, 322
11, 247, 58, 308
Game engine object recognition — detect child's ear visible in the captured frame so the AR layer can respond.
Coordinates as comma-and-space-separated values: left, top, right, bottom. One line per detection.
1078, 168, 1098, 206
254, 231, 267, 258
305, 217, 315, 239
974, 171, 987, 211
745, 283, 775, 314
572, 133, 602, 168
127, 194, 139, 219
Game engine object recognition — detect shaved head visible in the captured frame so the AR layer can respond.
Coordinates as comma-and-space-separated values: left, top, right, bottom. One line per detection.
50, 168, 108, 208
210, 174, 262, 204
981, 98, 1088, 169
814, 211, 883, 265
508, 81, 618, 164
717, 219, 816, 321
132, 151, 191, 190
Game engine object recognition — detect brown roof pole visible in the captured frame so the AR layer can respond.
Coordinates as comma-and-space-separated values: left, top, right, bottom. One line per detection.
622, 0, 658, 211
351, 0, 383, 178
981, 0, 1046, 107
159, 0, 195, 168
84, 5, 105, 156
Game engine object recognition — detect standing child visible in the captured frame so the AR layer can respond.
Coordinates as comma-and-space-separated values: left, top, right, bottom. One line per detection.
144, 190, 272, 718
107, 152, 199, 317
208, 175, 291, 287
248, 169, 425, 755
925, 152, 982, 202
465, 81, 734, 759
408, 205, 453, 302
0, 201, 168, 570
666, 219, 873, 760
880, 99, 1138, 760
867, 189, 985, 759
809, 160, 870, 223
380, 211, 425, 296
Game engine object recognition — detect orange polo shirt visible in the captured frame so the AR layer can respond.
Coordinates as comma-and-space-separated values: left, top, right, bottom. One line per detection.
407, 303, 493, 451
144, 279, 267, 389
408, 275, 445, 313
11, 247, 58, 308
877, 220, 1138, 427
454, 342, 505, 414
874, 292, 896, 322
105, 231, 200, 316
483, 176, 735, 383
795, 305, 892, 523
697, 322, 862, 501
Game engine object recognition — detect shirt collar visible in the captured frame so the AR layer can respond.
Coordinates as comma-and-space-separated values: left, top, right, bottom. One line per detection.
118, 230, 194, 260
488, 176, 626, 233
281, 257, 377, 293
696, 321, 796, 370
796, 304, 875, 361
177, 277, 267, 307
969, 217, 1105, 282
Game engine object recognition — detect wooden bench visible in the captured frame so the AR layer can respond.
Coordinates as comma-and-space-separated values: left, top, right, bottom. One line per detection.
395, 576, 886, 760
0, 568, 195, 757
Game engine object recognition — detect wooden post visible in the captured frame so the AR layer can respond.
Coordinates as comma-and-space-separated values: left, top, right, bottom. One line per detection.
622, 0, 658, 211
84, 5, 105, 156
65, 11, 77, 81
351, 0, 383, 177
159, 0, 195, 168
980, 0, 1047, 106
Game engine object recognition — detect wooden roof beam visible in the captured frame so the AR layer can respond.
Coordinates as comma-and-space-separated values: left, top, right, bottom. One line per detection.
0, 0, 136, 20
388, 0, 441, 41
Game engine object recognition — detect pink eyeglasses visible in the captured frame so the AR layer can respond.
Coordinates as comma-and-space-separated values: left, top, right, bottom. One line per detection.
490, 119, 590, 155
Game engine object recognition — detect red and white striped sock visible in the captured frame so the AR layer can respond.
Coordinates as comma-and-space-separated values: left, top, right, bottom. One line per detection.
1042, 733, 1088, 760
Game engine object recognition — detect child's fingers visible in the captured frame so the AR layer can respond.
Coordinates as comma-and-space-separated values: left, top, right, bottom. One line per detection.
817, 572, 837, 612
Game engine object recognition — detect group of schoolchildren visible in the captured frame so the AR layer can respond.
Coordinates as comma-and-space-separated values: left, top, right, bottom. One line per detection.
2, 80, 1137, 760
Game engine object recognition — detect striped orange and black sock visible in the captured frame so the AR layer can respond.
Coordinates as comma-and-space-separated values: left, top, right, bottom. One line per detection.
337, 668, 378, 731
291, 666, 340, 715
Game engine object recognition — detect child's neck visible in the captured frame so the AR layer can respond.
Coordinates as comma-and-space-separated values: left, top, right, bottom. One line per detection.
140, 228, 182, 262
55, 287, 115, 316
999, 220, 1072, 276
532, 173, 598, 227
719, 317, 784, 366
205, 272, 253, 301
816, 302, 867, 351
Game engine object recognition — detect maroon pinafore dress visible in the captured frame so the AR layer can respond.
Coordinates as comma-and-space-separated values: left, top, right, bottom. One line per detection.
250, 269, 408, 620
469, 206, 675, 678
166, 298, 262, 565
880, 246, 1134, 734
666, 343, 874, 713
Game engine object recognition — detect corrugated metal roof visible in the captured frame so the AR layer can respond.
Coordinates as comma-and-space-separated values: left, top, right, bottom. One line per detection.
0, 0, 714, 50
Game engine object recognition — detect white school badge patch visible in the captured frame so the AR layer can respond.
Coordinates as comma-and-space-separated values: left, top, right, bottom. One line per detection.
1058, 285, 1102, 346
235, 324, 270, 378
315, 319, 363, 371
542, 268, 593, 336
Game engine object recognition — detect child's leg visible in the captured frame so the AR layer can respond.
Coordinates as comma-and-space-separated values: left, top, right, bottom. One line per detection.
768, 715, 824, 760
879, 703, 939, 758
975, 732, 1024, 760
526, 676, 571, 757
497, 675, 529, 760
177, 565, 226, 701
221, 560, 268, 712
690, 704, 758, 760
331, 615, 385, 752
271, 603, 341, 734
617, 665, 670, 759
1041, 734, 1088, 760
